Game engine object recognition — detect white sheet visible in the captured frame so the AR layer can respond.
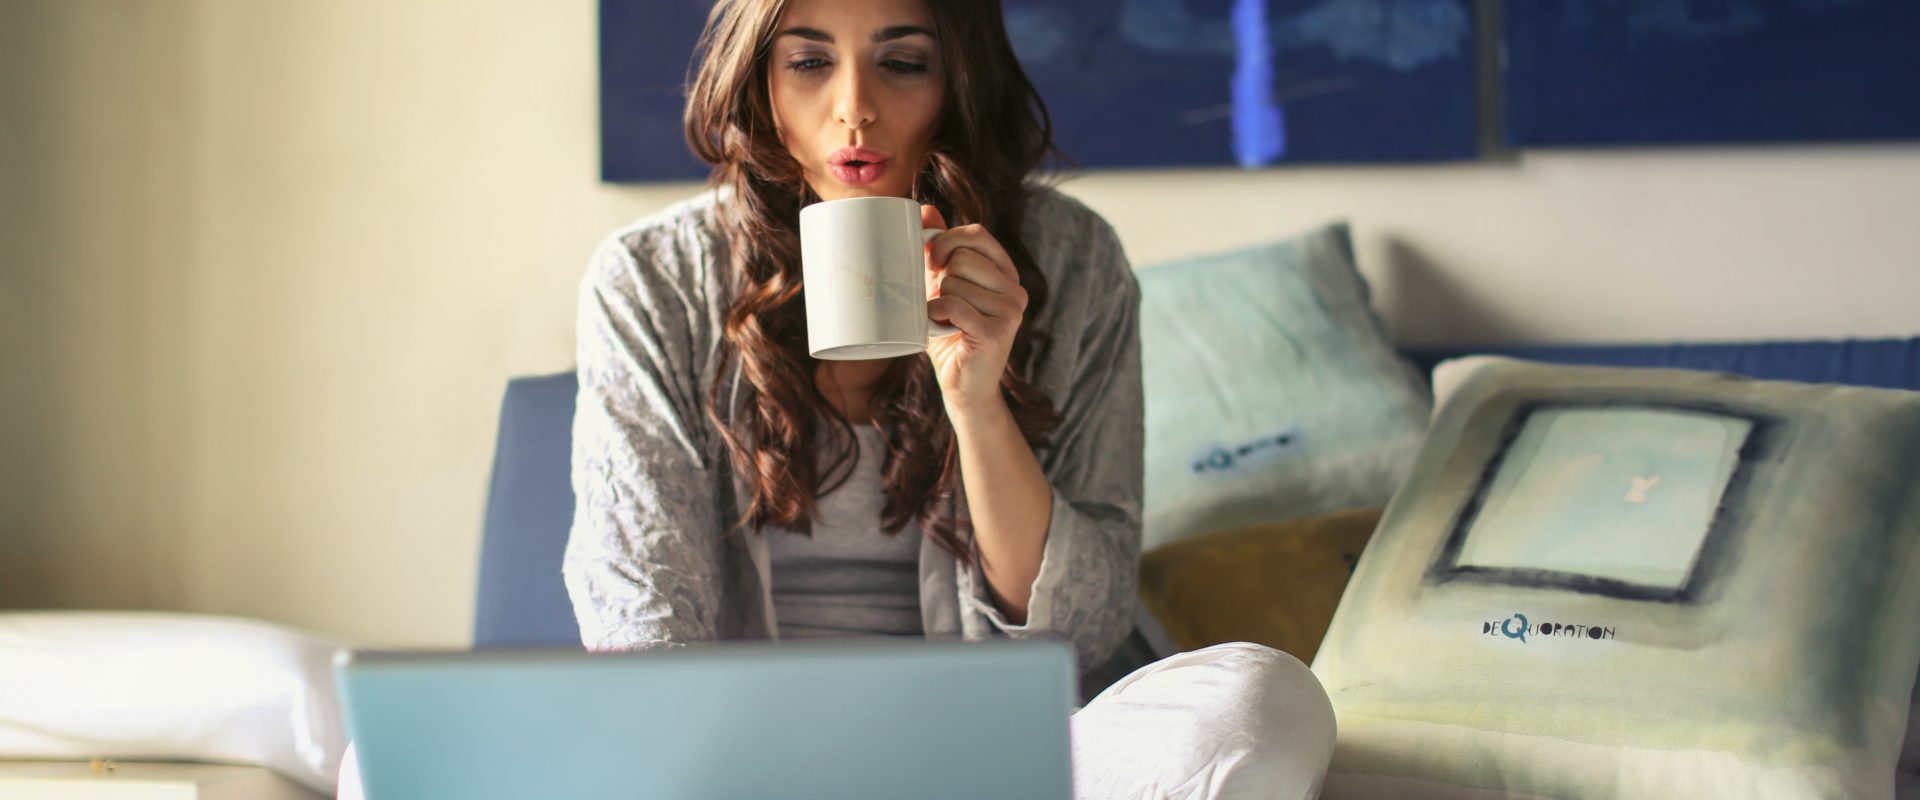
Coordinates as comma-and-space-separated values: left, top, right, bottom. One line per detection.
0, 611, 350, 795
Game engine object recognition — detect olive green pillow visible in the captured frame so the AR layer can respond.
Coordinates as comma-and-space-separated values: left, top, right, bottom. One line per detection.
1138, 507, 1384, 665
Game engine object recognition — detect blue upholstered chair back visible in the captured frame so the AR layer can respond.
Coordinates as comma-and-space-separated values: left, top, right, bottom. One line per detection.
472, 338, 1920, 648
474, 371, 581, 647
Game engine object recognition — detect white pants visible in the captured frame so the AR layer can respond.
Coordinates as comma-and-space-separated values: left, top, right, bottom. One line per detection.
338, 642, 1335, 800
1069, 642, 1336, 799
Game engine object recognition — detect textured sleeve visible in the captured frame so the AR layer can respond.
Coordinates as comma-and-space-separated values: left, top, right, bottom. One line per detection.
561, 229, 728, 652
961, 219, 1145, 671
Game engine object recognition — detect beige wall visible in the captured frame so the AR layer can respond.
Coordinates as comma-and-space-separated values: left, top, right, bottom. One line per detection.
5, 0, 1917, 646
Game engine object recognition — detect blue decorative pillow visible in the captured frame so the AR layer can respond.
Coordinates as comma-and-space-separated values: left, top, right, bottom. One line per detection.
1136, 222, 1430, 552
1313, 356, 1920, 799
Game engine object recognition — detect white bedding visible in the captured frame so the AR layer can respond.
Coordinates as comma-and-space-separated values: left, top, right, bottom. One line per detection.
0, 611, 350, 795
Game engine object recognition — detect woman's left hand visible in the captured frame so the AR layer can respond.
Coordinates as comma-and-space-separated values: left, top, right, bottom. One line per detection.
920, 204, 1028, 416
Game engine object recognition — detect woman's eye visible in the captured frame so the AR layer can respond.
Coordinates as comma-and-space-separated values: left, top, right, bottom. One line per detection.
881, 59, 929, 75
786, 58, 830, 73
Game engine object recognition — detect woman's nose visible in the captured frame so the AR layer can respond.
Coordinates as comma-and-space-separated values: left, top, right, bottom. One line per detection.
832, 66, 877, 131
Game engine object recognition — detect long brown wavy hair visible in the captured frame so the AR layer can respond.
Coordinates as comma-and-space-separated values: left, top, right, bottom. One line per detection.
683, 0, 1063, 562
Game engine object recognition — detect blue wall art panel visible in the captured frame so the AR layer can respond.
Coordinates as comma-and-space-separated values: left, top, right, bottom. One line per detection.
1504, 0, 1920, 147
599, 0, 712, 182
1006, 0, 1478, 168
600, 0, 1479, 182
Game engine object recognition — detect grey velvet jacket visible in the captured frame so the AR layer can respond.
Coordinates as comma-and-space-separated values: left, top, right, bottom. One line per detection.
561, 186, 1144, 672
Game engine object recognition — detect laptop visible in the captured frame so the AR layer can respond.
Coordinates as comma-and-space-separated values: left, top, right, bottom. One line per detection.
334, 638, 1076, 800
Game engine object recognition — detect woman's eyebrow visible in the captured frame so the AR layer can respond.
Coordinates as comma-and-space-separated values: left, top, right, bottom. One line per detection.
872, 25, 934, 43
776, 26, 833, 44
774, 24, 934, 45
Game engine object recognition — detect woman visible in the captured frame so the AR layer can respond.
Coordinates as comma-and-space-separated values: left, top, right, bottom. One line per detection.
572, 0, 1137, 670
340, 0, 1333, 796
569, 0, 1338, 790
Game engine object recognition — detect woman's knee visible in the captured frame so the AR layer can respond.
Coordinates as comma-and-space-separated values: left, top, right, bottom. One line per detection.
1188, 643, 1337, 753
1102, 643, 1333, 735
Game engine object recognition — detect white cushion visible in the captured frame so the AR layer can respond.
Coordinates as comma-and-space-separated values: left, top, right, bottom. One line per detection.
0, 611, 349, 795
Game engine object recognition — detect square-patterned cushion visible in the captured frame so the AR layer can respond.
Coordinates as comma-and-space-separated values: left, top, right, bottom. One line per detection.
1136, 222, 1429, 552
1312, 356, 1920, 799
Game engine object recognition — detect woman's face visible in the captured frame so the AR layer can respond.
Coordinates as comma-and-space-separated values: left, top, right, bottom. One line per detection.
767, 0, 945, 202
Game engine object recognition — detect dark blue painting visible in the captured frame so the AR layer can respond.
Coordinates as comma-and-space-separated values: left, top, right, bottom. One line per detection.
599, 0, 714, 182
600, 0, 1480, 182
1504, 0, 1920, 147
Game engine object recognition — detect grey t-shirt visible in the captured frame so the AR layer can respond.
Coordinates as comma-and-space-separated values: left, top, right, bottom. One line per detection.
764, 424, 924, 639
562, 185, 1146, 672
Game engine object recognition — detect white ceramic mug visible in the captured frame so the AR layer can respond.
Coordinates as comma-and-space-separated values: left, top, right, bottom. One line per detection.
800, 196, 961, 360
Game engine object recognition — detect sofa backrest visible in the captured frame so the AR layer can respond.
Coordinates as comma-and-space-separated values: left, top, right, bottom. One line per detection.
473, 371, 580, 648
473, 337, 1920, 648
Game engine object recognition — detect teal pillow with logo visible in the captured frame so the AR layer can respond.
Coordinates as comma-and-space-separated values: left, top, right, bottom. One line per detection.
1136, 222, 1429, 553
1312, 356, 1920, 799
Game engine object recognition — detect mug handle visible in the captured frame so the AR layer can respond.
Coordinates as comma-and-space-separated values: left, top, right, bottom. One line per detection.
922, 227, 961, 338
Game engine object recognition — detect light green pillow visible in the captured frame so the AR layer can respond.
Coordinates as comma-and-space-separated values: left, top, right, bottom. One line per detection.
1137, 222, 1430, 552
1313, 356, 1920, 799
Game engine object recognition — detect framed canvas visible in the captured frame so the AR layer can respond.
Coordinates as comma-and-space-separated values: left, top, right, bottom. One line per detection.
599, 0, 1481, 182
1504, 0, 1920, 147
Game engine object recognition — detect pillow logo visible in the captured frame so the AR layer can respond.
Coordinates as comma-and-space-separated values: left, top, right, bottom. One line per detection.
1190, 425, 1303, 476
1495, 612, 1529, 643
1482, 612, 1617, 644
1625, 474, 1662, 504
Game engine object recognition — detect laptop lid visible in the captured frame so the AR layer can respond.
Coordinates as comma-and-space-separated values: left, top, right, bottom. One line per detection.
335, 638, 1075, 800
